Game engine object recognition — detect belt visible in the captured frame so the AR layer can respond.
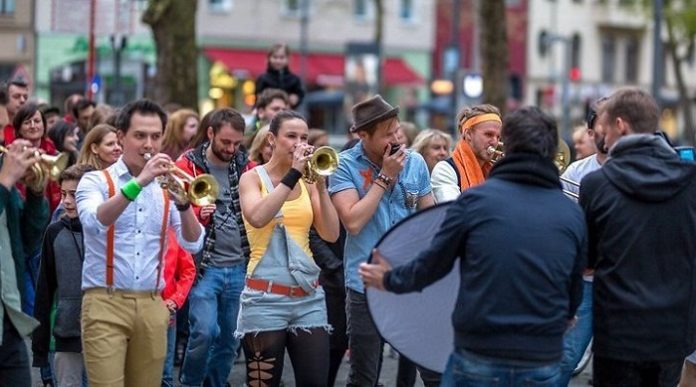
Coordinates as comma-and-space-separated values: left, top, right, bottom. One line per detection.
245, 278, 316, 297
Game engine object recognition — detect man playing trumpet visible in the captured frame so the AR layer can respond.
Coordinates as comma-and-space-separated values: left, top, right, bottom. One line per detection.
431, 104, 502, 202
76, 99, 204, 387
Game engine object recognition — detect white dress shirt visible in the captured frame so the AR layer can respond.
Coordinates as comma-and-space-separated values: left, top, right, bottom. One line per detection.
76, 157, 204, 291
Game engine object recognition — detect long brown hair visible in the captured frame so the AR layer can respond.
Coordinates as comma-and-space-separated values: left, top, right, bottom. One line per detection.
162, 108, 199, 159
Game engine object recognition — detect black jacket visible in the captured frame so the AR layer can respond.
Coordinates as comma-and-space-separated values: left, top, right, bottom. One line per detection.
32, 217, 84, 366
385, 153, 586, 363
579, 134, 696, 362
255, 66, 305, 107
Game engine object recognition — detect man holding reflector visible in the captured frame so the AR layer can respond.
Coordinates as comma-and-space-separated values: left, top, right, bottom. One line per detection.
360, 107, 586, 386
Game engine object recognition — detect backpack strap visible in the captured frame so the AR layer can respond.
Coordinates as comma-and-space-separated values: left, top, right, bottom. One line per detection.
444, 157, 462, 192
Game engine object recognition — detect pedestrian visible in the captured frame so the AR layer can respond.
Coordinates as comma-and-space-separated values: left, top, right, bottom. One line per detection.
255, 43, 305, 108
76, 99, 205, 387
76, 124, 122, 170
32, 164, 95, 387
580, 88, 696, 387
0, 139, 48, 387
360, 106, 586, 386
176, 108, 252, 387
161, 108, 199, 160
329, 95, 434, 386
237, 110, 339, 387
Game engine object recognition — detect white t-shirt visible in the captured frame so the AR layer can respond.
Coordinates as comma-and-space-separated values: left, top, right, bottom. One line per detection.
431, 160, 460, 203
561, 154, 602, 197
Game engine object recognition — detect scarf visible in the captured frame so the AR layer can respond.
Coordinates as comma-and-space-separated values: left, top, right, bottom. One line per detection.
451, 140, 491, 191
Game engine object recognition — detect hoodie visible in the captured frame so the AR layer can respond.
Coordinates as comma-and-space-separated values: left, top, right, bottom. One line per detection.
255, 66, 305, 107
32, 216, 83, 366
579, 134, 696, 362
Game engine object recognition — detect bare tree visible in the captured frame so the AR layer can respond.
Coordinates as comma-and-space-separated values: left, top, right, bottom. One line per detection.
479, 0, 508, 113
142, 0, 198, 109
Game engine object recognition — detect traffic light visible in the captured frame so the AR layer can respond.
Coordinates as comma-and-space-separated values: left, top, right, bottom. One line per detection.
569, 67, 581, 82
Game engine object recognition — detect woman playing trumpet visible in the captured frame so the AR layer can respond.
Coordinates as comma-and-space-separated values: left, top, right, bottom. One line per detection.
237, 110, 339, 387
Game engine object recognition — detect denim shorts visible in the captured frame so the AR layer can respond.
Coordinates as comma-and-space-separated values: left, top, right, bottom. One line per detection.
234, 285, 331, 337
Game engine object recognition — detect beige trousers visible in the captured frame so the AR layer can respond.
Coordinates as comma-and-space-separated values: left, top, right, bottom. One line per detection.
81, 288, 170, 387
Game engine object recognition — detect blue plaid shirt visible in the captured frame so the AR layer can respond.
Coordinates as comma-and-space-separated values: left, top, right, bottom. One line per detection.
328, 141, 431, 293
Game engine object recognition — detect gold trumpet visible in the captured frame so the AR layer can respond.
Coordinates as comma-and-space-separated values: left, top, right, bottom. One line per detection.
554, 139, 572, 173
486, 141, 505, 163
144, 153, 219, 206
303, 146, 339, 184
0, 145, 70, 192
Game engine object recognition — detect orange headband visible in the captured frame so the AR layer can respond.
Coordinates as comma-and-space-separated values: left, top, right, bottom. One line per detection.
460, 113, 502, 132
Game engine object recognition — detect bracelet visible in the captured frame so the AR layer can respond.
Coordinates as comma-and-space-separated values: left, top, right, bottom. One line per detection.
175, 201, 191, 212
280, 168, 303, 189
373, 180, 388, 191
120, 179, 142, 201
376, 173, 393, 186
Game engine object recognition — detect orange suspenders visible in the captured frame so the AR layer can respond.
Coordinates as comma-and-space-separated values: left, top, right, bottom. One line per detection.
101, 170, 170, 291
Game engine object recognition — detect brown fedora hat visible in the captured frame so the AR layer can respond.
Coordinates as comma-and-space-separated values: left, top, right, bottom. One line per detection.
350, 95, 400, 133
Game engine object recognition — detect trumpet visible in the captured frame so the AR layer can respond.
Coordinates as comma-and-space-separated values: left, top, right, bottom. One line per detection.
303, 146, 339, 184
0, 145, 69, 192
144, 153, 219, 206
486, 141, 504, 163
554, 139, 572, 173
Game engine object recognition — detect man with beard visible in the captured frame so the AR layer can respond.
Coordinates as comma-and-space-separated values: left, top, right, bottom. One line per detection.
431, 104, 502, 203
557, 97, 607, 385
175, 108, 253, 387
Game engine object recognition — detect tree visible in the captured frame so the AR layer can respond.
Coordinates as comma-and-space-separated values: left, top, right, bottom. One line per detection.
142, 0, 198, 110
639, 0, 696, 143
479, 0, 508, 114
374, 0, 385, 94
664, 1, 696, 144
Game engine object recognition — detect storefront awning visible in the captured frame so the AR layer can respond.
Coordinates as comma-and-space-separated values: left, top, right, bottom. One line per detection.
203, 48, 424, 87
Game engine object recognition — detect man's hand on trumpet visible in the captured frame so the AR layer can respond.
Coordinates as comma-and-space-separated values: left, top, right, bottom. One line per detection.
137, 152, 172, 187
199, 204, 216, 221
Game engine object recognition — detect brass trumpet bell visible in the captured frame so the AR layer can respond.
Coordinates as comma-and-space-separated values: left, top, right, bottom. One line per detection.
0, 145, 70, 191
554, 139, 572, 173
303, 146, 339, 184
144, 153, 219, 206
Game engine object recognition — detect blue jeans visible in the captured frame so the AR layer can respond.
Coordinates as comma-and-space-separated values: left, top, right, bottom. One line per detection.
162, 314, 177, 387
559, 280, 593, 385
441, 348, 560, 387
179, 264, 245, 387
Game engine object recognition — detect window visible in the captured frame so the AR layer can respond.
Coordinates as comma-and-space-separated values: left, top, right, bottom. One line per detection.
0, 0, 15, 15
601, 35, 616, 83
354, 0, 372, 19
285, 0, 301, 15
625, 37, 639, 83
400, 0, 415, 21
208, 0, 232, 13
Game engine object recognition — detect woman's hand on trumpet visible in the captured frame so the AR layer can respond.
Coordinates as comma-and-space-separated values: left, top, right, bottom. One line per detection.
291, 143, 313, 173
136, 152, 172, 187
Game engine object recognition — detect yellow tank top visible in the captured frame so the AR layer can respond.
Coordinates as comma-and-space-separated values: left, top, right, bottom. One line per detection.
243, 171, 314, 274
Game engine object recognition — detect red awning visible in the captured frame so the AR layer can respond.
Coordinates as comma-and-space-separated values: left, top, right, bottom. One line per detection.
204, 48, 423, 86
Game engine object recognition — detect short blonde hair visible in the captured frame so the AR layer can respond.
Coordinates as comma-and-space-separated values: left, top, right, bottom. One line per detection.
411, 129, 453, 156
456, 104, 501, 133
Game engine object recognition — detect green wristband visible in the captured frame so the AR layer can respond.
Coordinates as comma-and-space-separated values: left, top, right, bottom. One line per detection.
120, 178, 142, 201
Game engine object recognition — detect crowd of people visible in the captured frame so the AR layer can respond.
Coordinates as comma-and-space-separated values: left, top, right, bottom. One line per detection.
0, 42, 695, 387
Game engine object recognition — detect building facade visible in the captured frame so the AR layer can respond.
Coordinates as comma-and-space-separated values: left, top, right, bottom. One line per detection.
526, 0, 696, 138
0, 0, 35, 86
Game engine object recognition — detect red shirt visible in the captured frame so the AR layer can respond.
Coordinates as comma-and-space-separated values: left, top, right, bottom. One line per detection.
162, 228, 196, 308
2, 124, 15, 145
